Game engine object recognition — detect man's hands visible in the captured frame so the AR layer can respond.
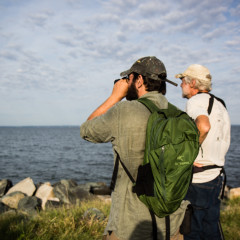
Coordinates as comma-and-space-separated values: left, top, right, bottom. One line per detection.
111, 78, 129, 102
87, 78, 129, 121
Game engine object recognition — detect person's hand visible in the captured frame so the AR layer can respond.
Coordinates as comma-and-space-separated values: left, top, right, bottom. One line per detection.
87, 78, 129, 120
111, 78, 129, 101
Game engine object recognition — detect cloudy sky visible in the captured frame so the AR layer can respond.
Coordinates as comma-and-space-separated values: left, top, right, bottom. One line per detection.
0, 0, 239, 126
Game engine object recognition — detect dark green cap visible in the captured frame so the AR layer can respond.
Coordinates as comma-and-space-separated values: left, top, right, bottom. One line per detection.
120, 56, 177, 86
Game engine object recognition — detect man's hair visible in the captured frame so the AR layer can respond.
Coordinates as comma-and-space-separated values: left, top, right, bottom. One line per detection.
184, 76, 212, 92
132, 72, 166, 95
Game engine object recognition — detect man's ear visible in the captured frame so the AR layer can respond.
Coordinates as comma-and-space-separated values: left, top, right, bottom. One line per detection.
136, 75, 144, 89
190, 79, 196, 88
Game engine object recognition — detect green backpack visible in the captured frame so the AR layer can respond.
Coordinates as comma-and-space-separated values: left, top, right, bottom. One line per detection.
133, 98, 199, 218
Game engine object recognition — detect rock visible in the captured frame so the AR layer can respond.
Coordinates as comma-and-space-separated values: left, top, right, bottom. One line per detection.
0, 179, 13, 197
53, 183, 70, 204
90, 184, 111, 195
68, 185, 94, 205
6, 177, 36, 196
60, 179, 78, 189
35, 182, 58, 210
0, 202, 11, 214
78, 182, 109, 193
1, 191, 26, 209
83, 208, 105, 221
18, 196, 42, 215
228, 187, 240, 199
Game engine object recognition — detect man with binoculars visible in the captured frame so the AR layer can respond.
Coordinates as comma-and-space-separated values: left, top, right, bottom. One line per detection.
80, 56, 186, 240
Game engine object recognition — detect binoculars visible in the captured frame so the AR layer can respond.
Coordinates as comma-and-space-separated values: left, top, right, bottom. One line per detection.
114, 76, 128, 84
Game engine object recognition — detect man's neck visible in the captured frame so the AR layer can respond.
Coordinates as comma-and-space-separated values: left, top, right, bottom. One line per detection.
137, 88, 148, 98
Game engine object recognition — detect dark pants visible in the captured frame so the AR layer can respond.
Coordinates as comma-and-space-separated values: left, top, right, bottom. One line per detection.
184, 175, 223, 240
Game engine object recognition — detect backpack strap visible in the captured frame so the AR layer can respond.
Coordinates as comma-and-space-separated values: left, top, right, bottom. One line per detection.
110, 151, 135, 192
197, 92, 227, 115
165, 215, 170, 240
137, 98, 160, 113
150, 210, 158, 240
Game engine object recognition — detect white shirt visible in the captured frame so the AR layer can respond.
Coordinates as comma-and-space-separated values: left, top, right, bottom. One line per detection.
186, 93, 231, 183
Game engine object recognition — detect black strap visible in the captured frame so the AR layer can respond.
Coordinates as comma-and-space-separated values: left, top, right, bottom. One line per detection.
218, 220, 225, 240
150, 210, 158, 240
193, 165, 226, 200
220, 167, 227, 200
110, 152, 135, 192
110, 152, 120, 191
197, 92, 227, 115
207, 94, 214, 115
165, 215, 170, 240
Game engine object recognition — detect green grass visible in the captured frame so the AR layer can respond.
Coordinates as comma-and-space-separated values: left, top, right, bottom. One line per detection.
221, 197, 240, 240
0, 199, 111, 240
0, 197, 239, 240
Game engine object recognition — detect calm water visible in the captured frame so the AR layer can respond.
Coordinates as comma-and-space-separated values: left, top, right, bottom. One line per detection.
0, 126, 239, 187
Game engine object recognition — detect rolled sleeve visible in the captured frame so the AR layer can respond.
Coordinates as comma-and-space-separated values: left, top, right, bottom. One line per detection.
186, 95, 209, 120
80, 104, 118, 143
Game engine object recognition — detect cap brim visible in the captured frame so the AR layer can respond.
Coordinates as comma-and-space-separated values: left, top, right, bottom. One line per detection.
164, 78, 178, 87
120, 69, 131, 77
175, 73, 185, 79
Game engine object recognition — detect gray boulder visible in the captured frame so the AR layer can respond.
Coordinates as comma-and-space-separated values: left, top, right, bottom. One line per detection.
78, 182, 109, 193
90, 184, 111, 195
1, 191, 26, 209
83, 208, 105, 221
60, 179, 78, 189
68, 185, 94, 205
0, 179, 13, 197
18, 196, 42, 215
53, 183, 71, 204
35, 182, 59, 210
53, 182, 94, 205
6, 177, 36, 196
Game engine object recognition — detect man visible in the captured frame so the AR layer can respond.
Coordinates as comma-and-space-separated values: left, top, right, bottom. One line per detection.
175, 64, 231, 239
80, 56, 188, 240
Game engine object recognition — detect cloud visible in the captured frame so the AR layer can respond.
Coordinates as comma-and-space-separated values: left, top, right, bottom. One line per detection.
0, 50, 18, 61
0, 0, 239, 125
55, 36, 76, 47
26, 10, 54, 27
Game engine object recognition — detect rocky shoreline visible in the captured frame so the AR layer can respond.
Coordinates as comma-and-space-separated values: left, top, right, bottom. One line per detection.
0, 177, 111, 216
0, 177, 240, 217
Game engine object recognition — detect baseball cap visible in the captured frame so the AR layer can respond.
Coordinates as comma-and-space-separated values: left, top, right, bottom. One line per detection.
120, 56, 178, 86
175, 64, 212, 83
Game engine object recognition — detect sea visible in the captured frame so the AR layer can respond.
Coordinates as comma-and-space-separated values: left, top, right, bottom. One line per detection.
0, 125, 239, 188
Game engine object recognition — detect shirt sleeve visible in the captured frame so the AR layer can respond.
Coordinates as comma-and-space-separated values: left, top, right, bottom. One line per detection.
80, 103, 118, 144
186, 95, 209, 120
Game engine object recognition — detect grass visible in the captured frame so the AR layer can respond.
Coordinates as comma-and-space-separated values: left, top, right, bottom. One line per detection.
0, 197, 240, 240
0, 199, 111, 240
221, 197, 240, 239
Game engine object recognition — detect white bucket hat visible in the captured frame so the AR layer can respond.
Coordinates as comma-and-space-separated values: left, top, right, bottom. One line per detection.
175, 64, 212, 83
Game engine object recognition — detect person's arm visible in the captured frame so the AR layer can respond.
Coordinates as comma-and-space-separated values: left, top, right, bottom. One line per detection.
87, 79, 129, 120
195, 115, 211, 145
192, 115, 211, 167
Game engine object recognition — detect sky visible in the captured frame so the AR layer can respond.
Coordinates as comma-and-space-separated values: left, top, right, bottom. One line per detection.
0, 0, 239, 126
